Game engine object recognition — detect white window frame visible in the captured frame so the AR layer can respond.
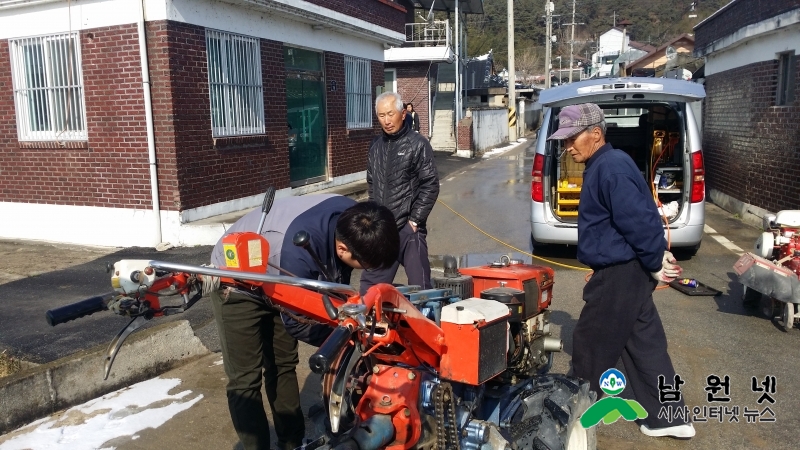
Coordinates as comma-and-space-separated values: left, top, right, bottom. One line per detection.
384, 68, 397, 94
776, 51, 796, 107
9, 32, 87, 141
345, 56, 372, 129
206, 29, 265, 137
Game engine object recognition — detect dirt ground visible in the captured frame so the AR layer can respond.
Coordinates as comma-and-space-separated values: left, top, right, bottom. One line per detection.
0, 239, 118, 286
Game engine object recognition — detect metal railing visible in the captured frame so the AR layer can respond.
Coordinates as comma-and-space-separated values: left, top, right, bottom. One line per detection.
404, 20, 451, 47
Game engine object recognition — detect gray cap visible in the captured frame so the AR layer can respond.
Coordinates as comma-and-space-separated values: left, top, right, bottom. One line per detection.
547, 103, 604, 140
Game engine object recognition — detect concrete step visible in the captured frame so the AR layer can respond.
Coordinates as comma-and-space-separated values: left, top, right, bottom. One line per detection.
437, 82, 455, 92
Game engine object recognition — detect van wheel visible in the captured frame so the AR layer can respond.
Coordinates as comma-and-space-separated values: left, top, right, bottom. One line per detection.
674, 241, 701, 257
531, 234, 550, 253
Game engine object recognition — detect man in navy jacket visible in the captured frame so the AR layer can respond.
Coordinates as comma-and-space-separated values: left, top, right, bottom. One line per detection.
548, 103, 693, 439
209, 195, 399, 450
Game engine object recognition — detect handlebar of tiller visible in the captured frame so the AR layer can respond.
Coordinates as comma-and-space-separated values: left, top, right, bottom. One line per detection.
147, 260, 359, 297
46, 292, 116, 326
309, 325, 353, 374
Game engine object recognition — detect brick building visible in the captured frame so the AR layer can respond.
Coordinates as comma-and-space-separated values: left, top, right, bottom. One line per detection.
694, 0, 800, 217
0, 0, 407, 247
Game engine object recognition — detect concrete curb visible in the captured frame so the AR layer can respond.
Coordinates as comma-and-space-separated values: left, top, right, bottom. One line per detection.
0, 320, 209, 435
708, 188, 772, 230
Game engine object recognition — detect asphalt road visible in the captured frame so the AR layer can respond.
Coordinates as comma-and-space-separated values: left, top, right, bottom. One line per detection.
2, 142, 798, 449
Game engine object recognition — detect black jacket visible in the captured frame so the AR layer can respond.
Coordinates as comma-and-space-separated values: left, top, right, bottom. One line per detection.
405, 111, 420, 132
367, 122, 439, 229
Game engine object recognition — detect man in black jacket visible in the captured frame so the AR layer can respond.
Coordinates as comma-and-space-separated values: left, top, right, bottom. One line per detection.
363, 92, 439, 293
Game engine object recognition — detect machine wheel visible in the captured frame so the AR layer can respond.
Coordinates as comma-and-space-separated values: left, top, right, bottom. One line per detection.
779, 302, 796, 332
517, 374, 597, 450
762, 297, 781, 320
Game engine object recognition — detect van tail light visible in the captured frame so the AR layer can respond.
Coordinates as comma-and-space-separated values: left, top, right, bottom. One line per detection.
531, 153, 544, 202
690, 150, 705, 203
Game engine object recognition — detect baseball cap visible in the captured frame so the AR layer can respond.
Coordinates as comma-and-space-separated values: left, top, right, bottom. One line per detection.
547, 103, 605, 140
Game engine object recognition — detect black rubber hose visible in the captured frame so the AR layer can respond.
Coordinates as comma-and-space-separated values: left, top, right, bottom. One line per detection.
46, 293, 115, 326
309, 325, 351, 374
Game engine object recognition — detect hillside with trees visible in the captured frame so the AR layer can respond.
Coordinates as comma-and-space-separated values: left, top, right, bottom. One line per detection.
461, 0, 730, 73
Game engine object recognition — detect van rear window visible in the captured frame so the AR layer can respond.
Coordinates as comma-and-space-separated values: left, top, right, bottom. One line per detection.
601, 108, 645, 128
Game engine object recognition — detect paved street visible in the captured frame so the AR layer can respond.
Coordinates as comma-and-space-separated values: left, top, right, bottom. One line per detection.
2, 141, 799, 450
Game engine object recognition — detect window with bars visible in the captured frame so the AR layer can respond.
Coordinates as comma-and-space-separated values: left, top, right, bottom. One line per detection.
9, 33, 87, 141
206, 30, 265, 137
345, 56, 372, 129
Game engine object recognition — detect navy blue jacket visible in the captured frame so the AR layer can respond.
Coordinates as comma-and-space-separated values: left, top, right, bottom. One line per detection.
211, 194, 356, 346
577, 143, 666, 273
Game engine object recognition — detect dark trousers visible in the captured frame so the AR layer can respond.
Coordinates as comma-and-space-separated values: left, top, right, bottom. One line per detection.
572, 259, 688, 429
211, 289, 305, 450
359, 222, 432, 295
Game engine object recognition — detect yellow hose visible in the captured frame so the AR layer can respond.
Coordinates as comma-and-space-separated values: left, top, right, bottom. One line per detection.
435, 199, 591, 271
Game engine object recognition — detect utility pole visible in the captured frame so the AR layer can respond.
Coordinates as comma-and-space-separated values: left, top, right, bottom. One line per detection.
455, 1, 460, 153
544, 1, 553, 88
567, 0, 584, 83
507, 0, 516, 141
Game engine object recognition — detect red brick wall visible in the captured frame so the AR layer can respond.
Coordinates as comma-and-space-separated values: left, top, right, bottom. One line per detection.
457, 118, 473, 151
308, 0, 406, 33
395, 63, 431, 137
703, 58, 800, 211
1, 20, 382, 214
147, 21, 291, 212
0, 25, 152, 209
325, 53, 382, 178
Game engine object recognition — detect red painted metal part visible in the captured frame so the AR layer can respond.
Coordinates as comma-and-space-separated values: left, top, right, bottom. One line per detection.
356, 364, 422, 449
459, 263, 555, 313
142, 272, 192, 315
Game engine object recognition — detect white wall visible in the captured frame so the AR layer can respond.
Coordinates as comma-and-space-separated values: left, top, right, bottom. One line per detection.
0, 170, 366, 247
471, 108, 508, 152
705, 21, 800, 76
0, 0, 398, 60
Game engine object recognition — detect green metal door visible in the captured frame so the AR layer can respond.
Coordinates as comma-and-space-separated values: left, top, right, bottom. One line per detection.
285, 47, 327, 185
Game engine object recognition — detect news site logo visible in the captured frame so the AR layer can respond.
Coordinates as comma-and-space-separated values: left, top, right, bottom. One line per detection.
581, 369, 648, 428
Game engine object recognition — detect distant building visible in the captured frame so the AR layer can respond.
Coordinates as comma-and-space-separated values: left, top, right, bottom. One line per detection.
626, 34, 696, 77
694, 0, 800, 213
0, 0, 406, 247
590, 27, 654, 77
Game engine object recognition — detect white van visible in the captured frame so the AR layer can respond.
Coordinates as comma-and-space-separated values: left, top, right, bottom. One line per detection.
530, 78, 706, 255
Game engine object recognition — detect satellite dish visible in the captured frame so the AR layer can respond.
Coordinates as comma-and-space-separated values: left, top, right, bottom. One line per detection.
666, 46, 677, 61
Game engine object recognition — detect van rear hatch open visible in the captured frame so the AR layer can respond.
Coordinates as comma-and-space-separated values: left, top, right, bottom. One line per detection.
539, 78, 705, 225
539, 78, 705, 108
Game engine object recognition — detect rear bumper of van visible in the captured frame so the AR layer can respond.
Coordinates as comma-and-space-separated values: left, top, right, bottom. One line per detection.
531, 201, 704, 247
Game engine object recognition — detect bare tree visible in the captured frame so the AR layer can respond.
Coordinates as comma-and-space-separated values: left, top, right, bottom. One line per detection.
516, 46, 543, 85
